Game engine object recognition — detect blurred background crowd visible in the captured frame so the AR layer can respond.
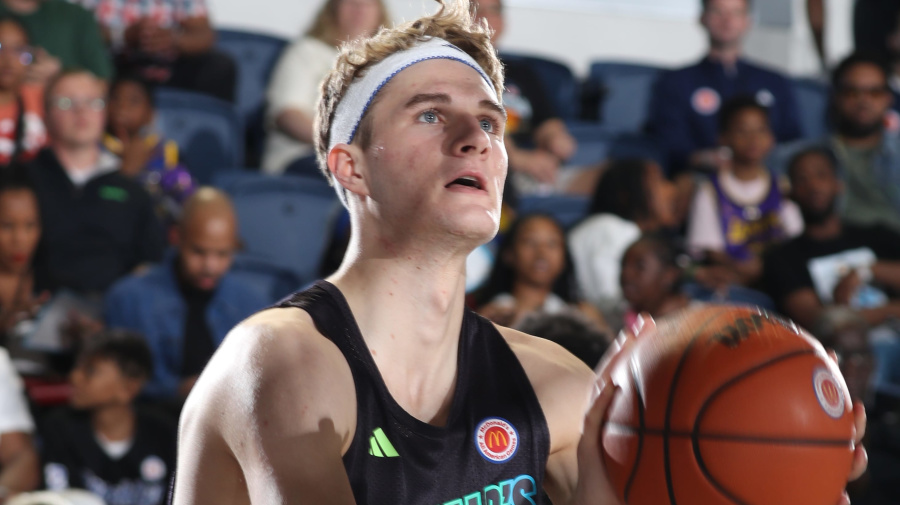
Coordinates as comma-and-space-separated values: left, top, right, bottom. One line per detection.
0, 0, 894, 503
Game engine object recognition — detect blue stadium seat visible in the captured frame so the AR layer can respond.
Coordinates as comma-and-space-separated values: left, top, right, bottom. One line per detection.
155, 88, 244, 184
588, 61, 663, 134
215, 29, 290, 164
792, 77, 830, 140
565, 122, 663, 167
219, 173, 341, 284
517, 194, 591, 229
499, 52, 579, 121
230, 254, 307, 304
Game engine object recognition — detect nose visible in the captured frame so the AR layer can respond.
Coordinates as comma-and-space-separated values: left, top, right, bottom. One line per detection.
449, 115, 491, 158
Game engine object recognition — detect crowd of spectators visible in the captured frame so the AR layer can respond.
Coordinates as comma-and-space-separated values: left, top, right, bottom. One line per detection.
0, 0, 893, 503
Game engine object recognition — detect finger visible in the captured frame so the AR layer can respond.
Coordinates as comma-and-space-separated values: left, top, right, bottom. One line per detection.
828, 349, 839, 365
835, 490, 850, 505
853, 401, 867, 443
848, 443, 868, 482
582, 379, 615, 441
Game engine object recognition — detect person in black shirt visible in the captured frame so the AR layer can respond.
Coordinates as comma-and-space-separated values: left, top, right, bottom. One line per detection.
763, 146, 900, 331
28, 70, 164, 296
41, 330, 176, 505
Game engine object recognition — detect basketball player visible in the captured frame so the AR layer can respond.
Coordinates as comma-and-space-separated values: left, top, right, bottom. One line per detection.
170, 1, 866, 503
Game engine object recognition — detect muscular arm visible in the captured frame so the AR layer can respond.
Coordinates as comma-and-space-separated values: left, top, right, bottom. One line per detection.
0, 432, 39, 496
173, 309, 358, 505
496, 326, 604, 504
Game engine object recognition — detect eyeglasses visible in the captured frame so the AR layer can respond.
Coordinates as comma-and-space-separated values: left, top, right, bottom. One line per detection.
838, 85, 890, 99
51, 96, 106, 112
0, 43, 33, 66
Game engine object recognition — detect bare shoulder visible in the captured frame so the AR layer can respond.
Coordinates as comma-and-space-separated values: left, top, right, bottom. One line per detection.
181, 307, 358, 456
495, 324, 596, 453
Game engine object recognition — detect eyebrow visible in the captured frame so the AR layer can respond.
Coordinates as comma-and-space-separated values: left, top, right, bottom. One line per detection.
404, 93, 507, 120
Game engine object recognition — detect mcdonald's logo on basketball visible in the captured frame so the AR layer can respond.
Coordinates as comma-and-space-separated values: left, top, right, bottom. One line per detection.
475, 418, 519, 463
813, 367, 846, 419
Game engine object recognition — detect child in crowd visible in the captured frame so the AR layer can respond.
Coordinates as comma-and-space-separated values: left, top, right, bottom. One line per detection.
619, 234, 693, 331
686, 96, 802, 287
474, 213, 606, 331
0, 16, 46, 165
568, 158, 678, 309
0, 167, 45, 345
41, 330, 176, 505
103, 75, 194, 228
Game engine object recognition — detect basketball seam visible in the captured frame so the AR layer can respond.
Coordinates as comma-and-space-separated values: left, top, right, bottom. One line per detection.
605, 423, 852, 446
692, 349, 818, 505
623, 358, 646, 504
663, 308, 729, 505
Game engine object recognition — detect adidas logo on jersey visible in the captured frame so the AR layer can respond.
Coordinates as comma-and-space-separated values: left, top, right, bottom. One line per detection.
368, 428, 399, 458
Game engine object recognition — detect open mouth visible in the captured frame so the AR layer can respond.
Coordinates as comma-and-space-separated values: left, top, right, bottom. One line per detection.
446, 175, 484, 191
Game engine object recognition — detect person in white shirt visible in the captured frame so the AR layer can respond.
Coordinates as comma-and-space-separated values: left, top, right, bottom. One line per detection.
0, 348, 38, 501
262, 0, 390, 175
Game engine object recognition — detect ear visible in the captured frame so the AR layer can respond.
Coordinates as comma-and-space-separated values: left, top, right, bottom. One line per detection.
328, 144, 370, 200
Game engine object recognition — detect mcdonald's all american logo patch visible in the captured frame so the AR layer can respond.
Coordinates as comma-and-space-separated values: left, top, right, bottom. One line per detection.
475, 417, 519, 463
692, 87, 721, 115
813, 367, 845, 419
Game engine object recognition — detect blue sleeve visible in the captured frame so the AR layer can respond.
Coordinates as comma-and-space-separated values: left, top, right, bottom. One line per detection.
773, 76, 803, 143
647, 71, 697, 175
104, 281, 179, 399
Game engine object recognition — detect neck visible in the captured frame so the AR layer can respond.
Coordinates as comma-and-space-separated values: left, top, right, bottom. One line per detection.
731, 162, 766, 181
510, 281, 553, 312
91, 404, 135, 442
653, 293, 689, 318
837, 131, 882, 150
708, 44, 741, 68
804, 213, 842, 241
53, 141, 100, 174
328, 225, 476, 424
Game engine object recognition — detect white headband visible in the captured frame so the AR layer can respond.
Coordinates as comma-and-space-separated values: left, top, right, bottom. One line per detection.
327, 37, 497, 206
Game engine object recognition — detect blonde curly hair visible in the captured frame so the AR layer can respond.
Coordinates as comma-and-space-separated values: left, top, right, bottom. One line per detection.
313, 0, 504, 182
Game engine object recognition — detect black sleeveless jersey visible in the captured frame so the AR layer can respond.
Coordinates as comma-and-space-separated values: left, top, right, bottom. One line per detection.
279, 281, 550, 505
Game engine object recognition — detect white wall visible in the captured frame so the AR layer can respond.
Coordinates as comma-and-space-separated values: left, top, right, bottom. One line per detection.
208, 0, 854, 78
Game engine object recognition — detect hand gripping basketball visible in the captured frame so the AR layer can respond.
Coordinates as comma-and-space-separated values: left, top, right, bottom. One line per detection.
580, 309, 868, 505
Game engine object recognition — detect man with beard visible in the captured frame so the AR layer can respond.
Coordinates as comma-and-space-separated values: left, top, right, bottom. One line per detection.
105, 187, 268, 401
762, 146, 900, 331
828, 53, 900, 231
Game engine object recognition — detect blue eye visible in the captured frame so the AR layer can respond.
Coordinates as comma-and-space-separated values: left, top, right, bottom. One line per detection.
480, 119, 495, 132
419, 110, 438, 123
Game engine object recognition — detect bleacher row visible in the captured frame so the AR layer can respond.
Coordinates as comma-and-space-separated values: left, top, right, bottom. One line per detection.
180, 28, 833, 300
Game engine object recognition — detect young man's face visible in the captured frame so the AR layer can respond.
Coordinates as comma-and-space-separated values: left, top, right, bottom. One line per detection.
353, 59, 508, 245
47, 73, 107, 149
108, 81, 154, 137
69, 357, 140, 409
701, 0, 751, 49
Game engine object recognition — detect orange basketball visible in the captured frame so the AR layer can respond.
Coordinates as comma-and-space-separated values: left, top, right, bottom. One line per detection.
601, 305, 856, 505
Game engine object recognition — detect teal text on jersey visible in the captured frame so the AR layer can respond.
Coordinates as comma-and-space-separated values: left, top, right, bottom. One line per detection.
439, 474, 537, 505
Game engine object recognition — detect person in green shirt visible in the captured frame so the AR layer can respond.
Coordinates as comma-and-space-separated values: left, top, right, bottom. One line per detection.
0, 0, 112, 82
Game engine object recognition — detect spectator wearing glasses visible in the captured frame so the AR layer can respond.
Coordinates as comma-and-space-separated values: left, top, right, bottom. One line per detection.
27, 70, 164, 296
0, 0, 112, 83
827, 53, 900, 232
0, 16, 45, 166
